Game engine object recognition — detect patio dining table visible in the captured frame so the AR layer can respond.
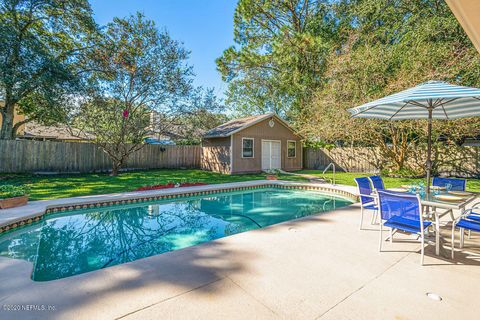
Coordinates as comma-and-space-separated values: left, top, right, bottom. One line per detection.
387, 188, 479, 256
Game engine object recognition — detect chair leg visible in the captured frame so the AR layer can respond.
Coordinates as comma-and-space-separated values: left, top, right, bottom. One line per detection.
360, 207, 364, 230
390, 228, 393, 243
449, 210, 454, 221
379, 222, 383, 252
451, 223, 455, 259
460, 228, 465, 249
468, 229, 471, 239
421, 233, 425, 266
370, 209, 375, 224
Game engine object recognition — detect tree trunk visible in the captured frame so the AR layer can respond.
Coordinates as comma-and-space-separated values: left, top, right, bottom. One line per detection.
0, 100, 16, 140
110, 162, 121, 176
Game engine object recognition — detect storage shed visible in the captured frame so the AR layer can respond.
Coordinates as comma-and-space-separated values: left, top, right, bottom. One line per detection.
201, 113, 303, 174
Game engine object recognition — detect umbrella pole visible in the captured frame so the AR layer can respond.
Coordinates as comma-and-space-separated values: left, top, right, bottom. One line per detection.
426, 107, 433, 194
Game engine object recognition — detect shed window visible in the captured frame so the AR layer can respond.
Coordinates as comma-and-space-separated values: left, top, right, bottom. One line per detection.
242, 138, 254, 158
287, 141, 296, 158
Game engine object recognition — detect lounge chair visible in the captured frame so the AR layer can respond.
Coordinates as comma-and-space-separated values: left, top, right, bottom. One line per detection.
378, 190, 432, 265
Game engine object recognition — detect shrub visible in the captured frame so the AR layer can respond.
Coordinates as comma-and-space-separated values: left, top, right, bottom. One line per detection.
135, 182, 207, 191
0, 185, 30, 199
380, 168, 423, 178
264, 169, 281, 176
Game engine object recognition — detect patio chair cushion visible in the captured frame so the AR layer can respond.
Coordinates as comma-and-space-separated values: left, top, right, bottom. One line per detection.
456, 219, 480, 232
384, 216, 432, 234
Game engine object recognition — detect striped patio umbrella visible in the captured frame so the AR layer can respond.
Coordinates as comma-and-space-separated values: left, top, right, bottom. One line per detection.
348, 80, 480, 192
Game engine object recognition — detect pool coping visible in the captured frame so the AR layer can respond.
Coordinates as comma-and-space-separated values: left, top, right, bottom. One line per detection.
0, 180, 358, 233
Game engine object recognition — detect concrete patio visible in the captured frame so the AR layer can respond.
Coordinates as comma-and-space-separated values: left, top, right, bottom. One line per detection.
1, 200, 479, 319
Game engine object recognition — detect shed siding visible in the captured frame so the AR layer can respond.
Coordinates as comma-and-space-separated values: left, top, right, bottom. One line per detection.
201, 137, 231, 174
231, 117, 302, 173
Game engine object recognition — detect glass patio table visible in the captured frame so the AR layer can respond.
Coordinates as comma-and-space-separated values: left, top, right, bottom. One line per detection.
387, 188, 479, 256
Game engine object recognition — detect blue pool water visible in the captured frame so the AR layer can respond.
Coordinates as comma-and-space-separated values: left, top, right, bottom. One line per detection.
0, 187, 352, 281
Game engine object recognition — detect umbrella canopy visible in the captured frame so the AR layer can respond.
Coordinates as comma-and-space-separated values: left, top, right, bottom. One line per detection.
349, 80, 480, 120
348, 80, 480, 192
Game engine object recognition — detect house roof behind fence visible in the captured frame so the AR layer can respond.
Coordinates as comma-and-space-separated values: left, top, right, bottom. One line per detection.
20, 122, 93, 141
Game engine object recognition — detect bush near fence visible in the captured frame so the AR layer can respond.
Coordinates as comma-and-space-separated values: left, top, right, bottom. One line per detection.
0, 140, 201, 173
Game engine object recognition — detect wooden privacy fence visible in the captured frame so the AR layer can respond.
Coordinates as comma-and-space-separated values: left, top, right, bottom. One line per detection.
303, 147, 380, 173
2, 141, 478, 176
0, 140, 201, 173
303, 146, 480, 177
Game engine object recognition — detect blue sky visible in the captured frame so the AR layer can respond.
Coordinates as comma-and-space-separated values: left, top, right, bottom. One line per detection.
90, 0, 238, 98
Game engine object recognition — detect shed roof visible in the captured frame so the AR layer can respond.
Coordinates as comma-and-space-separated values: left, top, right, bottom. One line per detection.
203, 113, 299, 138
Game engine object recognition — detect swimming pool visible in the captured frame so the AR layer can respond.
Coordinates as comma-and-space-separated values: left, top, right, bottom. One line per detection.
0, 187, 353, 281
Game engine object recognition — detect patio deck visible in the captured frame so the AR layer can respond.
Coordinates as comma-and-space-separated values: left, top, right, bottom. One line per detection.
0, 199, 479, 319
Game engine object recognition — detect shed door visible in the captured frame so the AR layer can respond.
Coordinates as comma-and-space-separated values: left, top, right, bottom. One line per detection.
262, 140, 281, 170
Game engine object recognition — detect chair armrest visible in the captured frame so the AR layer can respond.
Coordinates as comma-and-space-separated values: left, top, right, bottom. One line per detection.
454, 209, 477, 224
357, 194, 377, 200
469, 200, 480, 211
437, 209, 453, 219
454, 200, 480, 221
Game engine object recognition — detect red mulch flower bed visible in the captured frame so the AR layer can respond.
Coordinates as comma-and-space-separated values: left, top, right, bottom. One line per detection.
135, 182, 207, 192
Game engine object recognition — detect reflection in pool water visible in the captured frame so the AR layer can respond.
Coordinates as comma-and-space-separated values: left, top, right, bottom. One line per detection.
0, 188, 352, 281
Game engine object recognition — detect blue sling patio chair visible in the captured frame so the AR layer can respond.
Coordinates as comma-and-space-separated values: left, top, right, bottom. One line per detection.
451, 212, 480, 259
354, 177, 378, 229
368, 175, 385, 191
377, 190, 432, 265
432, 177, 467, 221
465, 203, 480, 223
453, 200, 480, 242
432, 177, 466, 191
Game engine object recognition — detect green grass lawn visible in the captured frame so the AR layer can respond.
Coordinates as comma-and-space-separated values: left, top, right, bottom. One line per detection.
1, 169, 479, 201
0, 169, 306, 201
297, 170, 480, 192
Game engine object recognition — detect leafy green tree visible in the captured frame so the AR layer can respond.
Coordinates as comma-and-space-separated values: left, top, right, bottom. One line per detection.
76, 98, 150, 176
217, 0, 338, 118
150, 87, 228, 144
75, 13, 193, 176
0, 0, 97, 139
301, 0, 480, 175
